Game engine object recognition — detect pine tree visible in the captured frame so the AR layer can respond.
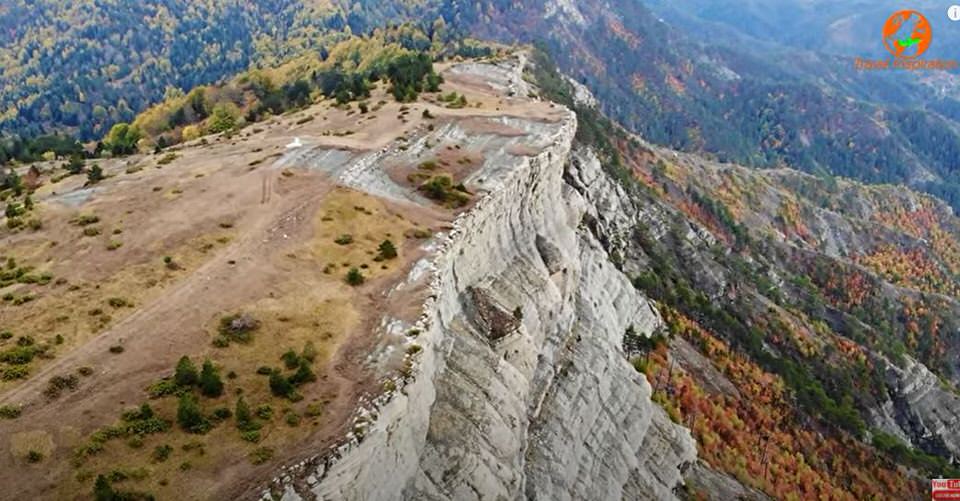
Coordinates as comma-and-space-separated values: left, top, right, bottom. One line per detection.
378, 239, 398, 260
235, 396, 256, 431
138, 403, 154, 420
281, 349, 300, 369
93, 474, 116, 501
199, 359, 223, 397
174, 356, 199, 387
86, 164, 104, 184
289, 360, 316, 386
345, 267, 365, 286
269, 372, 293, 398
176, 393, 209, 433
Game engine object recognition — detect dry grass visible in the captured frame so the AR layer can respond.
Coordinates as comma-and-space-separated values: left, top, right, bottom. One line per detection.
54, 190, 422, 498
0, 232, 232, 390
311, 188, 416, 280
10, 430, 54, 461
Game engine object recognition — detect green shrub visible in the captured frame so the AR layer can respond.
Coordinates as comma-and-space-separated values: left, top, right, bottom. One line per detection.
249, 447, 274, 465
174, 356, 199, 387
150, 444, 173, 463
1, 345, 39, 364
73, 214, 100, 226
235, 396, 261, 432
255, 404, 273, 420
419, 175, 469, 207
241, 430, 261, 443
269, 372, 294, 398
285, 412, 301, 427
157, 153, 178, 165
87, 164, 106, 184
93, 475, 115, 500
289, 360, 316, 386
26, 450, 43, 463
345, 267, 365, 286
44, 374, 80, 399
176, 394, 210, 434
126, 436, 144, 449
199, 359, 224, 397
334, 234, 354, 245
107, 297, 130, 308
210, 407, 232, 421
2, 365, 29, 380
147, 378, 182, 398
281, 350, 300, 370
119, 404, 169, 436
446, 94, 467, 109
378, 240, 398, 260
305, 403, 323, 418
0, 405, 21, 419
11, 293, 35, 305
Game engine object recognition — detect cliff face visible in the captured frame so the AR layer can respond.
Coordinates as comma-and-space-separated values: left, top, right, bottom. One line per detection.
256, 49, 960, 501
267, 80, 696, 501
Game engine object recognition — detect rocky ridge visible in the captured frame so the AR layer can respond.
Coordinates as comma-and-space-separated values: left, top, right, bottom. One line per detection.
261, 58, 697, 501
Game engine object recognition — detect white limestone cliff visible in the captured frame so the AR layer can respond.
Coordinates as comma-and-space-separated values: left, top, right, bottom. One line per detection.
263, 90, 696, 501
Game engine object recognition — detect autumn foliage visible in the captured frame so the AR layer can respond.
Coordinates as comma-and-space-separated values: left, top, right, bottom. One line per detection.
642, 308, 921, 500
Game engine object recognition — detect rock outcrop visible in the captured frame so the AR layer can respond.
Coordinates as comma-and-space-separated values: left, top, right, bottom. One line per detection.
875, 356, 960, 460
266, 78, 696, 500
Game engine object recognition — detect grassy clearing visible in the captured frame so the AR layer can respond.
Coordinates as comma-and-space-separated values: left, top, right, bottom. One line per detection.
63, 287, 355, 499
0, 232, 233, 391
311, 188, 418, 280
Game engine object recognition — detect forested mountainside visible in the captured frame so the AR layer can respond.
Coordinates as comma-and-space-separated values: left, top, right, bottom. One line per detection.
646, 0, 960, 61
533, 55, 960, 498
3, 0, 959, 211
0, 0, 431, 140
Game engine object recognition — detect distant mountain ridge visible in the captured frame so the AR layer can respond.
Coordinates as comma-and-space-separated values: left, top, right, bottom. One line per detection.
2, 0, 959, 208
